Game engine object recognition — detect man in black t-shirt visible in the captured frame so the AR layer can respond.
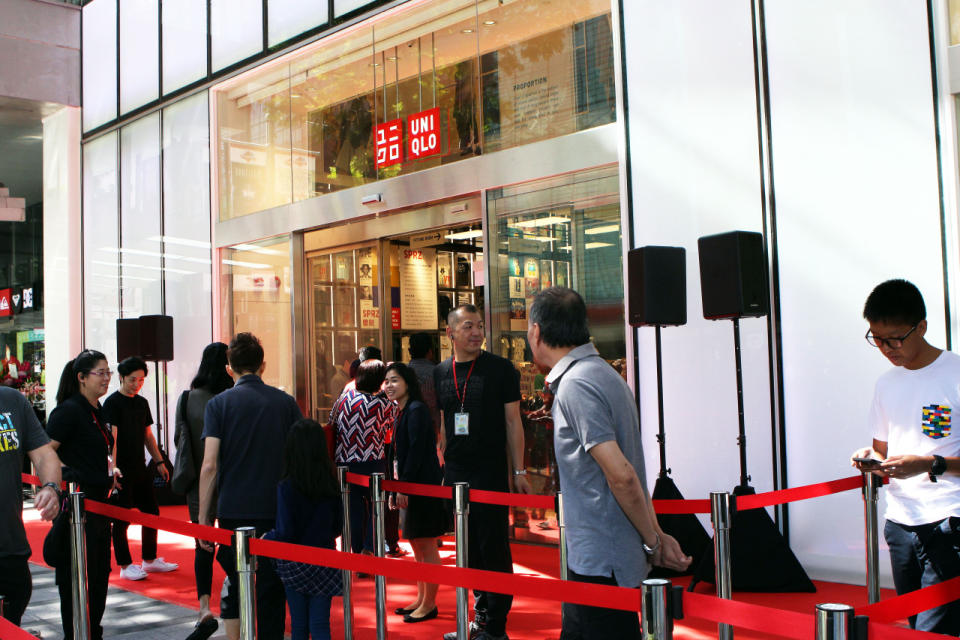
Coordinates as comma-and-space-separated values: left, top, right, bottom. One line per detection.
435, 304, 531, 640
102, 357, 178, 580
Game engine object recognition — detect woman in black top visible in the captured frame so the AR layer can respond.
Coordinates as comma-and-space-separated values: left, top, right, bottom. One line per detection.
383, 362, 445, 623
174, 341, 233, 631
46, 349, 116, 640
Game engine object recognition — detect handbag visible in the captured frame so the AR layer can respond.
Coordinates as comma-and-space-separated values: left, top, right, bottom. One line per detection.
42, 497, 71, 568
171, 390, 197, 495
274, 557, 343, 597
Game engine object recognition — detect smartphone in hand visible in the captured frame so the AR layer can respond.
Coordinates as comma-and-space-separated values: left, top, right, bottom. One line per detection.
852, 456, 881, 469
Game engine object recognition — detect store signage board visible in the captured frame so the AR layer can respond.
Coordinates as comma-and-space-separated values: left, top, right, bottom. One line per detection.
408, 107, 441, 160
399, 248, 438, 330
410, 230, 443, 248
21, 287, 33, 310
0, 289, 10, 317
375, 119, 403, 168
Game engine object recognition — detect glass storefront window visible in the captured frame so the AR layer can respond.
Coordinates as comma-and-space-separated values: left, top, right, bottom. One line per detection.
487, 165, 624, 543
213, 0, 616, 219
218, 236, 295, 394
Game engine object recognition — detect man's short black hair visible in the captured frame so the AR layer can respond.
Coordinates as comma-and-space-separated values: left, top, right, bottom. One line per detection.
863, 279, 926, 326
448, 304, 480, 327
530, 287, 591, 348
358, 345, 382, 362
117, 356, 148, 377
408, 333, 433, 360
355, 359, 386, 393
227, 332, 264, 374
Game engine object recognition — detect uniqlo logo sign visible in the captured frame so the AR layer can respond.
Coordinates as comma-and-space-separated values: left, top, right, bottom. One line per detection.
375, 119, 403, 168
408, 107, 441, 160
0, 289, 10, 317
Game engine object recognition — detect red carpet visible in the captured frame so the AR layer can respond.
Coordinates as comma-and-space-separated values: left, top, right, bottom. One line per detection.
24, 506, 901, 639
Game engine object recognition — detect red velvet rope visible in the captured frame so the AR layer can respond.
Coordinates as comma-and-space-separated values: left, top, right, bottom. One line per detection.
858, 575, 960, 624
84, 500, 233, 546
0, 617, 39, 640
737, 475, 867, 510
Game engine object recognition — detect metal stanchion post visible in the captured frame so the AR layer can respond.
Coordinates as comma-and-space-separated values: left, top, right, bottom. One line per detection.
69, 488, 90, 640
235, 527, 257, 640
710, 491, 733, 640
641, 578, 672, 640
556, 492, 568, 580
861, 473, 881, 604
454, 482, 470, 640
338, 466, 354, 640
371, 473, 387, 640
815, 603, 854, 640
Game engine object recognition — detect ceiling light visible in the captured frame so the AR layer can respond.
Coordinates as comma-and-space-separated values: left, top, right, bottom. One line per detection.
445, 230, 483, 240
232, 243, 285, 256
585, 242, 614, 250
508, 216, 570, 229
222, 259, 271, 269
386, 56, 398, 61
483, 20, 496, 25
559, 245, 572, 251
461, 28, 474, 33
584, 224, 619, 235
524, 236, 556, 243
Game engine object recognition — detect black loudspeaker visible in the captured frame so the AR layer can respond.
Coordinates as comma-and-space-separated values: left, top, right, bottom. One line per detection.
139, 315, 174, 362
116, 318, 141, 361
628, 246, 686, 327
697, 231, 769, 319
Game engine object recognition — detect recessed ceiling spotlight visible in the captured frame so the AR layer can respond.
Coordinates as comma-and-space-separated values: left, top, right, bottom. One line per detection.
483, 20, 497, 25
369, 62, 380, 67
461, 28, 474, 33
386, 56, 398, 61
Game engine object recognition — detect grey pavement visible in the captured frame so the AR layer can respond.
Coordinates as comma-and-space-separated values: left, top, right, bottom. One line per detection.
19, 564, 227, 640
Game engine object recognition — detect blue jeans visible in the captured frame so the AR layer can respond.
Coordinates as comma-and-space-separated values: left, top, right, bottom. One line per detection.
284, 587, 332, 640
884, 518, 960, 634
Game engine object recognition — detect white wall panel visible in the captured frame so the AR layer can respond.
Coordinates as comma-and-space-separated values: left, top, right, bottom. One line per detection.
162, 0, 207, 95
766, 0, 943, 586
162, 92, 213, 449
621, 1, 771, 524
82, 0, 117, 131
211, 0, 262, 72
334, 0, 371, 18
82, 132, 120, 366
120, 0, 159, 114
268, 0, 328, 47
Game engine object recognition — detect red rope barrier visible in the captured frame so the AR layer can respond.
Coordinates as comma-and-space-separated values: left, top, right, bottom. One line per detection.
737, 475, 865, 510
382, 478, 452, 499
84, 500, 233, 546
0, 616, 40, 640
650, 498, 712, 514
683, 591, 813, 639
857, 575, 960, 624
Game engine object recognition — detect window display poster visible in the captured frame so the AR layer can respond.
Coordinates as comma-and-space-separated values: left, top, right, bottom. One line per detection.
509, 299, 526, 332
508, 256, 521, 277
509, 277, 523, 299
334, 252, 353, 282
455, 254, 472, 288
357, 247, 376, 285
437, 253, 452, 287
360, 299, 379, 329
525, 277, 539, 297
540, 260, 553, 289
400, 247, 439, 330
524, 257, 539, 279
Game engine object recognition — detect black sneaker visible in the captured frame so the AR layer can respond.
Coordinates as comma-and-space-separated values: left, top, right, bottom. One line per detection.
442, 621, 485, 640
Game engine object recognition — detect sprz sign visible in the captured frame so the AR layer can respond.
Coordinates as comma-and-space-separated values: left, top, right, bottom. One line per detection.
375, 119, 403, 168
408, 107, 441, 160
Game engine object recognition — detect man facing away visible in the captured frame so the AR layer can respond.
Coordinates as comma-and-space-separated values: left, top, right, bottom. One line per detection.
852, 279, 960, 634
198, 333, 303, 640
0, 385, 61, 628
526, 287, 691, 639
435, 304, 532, 640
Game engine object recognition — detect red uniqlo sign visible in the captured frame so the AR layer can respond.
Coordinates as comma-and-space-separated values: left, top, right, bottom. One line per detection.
408, 107, 441, 160
0, 289, 10, 317
375, 119, 403, 168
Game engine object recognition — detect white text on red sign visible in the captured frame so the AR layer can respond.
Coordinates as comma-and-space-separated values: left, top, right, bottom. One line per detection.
408, 107, 441, 160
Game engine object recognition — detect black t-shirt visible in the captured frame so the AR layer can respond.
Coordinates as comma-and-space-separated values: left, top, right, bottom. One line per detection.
46, 393, 113, 498
434, 351, 520, 482
102, 391, 154, 477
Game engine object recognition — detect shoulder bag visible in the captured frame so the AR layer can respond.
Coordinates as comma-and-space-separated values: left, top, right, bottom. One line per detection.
171, 390, 197, 495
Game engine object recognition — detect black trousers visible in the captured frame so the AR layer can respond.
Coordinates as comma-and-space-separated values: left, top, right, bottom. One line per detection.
217, 517, 285, 640
55, 513, 112, 640
187, 488, 216, 598
559, 570, 641, 640
0, 554, 32, 626
446, 464, 513, 637
112, 469, 160, 566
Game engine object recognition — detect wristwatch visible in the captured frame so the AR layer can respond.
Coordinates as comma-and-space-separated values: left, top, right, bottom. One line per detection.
642, 532, 661, 556
929, 455, 947, 483
513, 469, 527, 476
41, 482, 63, 501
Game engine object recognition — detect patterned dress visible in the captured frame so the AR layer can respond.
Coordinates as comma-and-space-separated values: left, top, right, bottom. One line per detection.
332, 388, 395, 464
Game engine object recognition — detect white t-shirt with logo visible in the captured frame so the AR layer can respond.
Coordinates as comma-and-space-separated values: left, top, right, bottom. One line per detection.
869, 350, 960, 525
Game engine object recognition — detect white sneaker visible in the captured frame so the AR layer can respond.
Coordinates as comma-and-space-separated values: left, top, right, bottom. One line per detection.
142, 557, 179, 573
120, 564, 148, 581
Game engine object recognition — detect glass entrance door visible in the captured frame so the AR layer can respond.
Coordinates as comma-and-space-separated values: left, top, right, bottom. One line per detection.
307, 243, 381, 420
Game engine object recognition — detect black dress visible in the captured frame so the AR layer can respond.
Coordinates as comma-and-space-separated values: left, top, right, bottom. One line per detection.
394, 400, 447, 539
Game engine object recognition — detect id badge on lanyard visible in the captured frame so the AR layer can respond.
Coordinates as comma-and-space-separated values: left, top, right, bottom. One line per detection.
454, 412, 469, 436
452, 358, 477, 437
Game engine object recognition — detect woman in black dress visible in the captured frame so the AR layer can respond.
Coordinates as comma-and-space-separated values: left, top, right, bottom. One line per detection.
383, 362, 445, 623
46, 349, 116, 640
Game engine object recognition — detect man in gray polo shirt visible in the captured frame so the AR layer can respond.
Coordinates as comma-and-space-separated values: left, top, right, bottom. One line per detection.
527, 287, 691, 639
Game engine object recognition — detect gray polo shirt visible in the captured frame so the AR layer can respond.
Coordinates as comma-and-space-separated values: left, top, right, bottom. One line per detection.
546, 342, 648, 587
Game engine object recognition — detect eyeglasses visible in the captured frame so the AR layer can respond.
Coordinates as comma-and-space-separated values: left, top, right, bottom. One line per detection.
88, 369, 113, 378
865, 324, 918, 349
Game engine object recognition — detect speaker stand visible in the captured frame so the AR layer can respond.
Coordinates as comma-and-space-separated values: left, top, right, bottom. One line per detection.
687, 318, 814, 592
648, 325, 711, 578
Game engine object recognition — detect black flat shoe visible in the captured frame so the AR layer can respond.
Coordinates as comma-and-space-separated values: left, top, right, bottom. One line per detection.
403, 607, 439, 623
394, 606, 416, 615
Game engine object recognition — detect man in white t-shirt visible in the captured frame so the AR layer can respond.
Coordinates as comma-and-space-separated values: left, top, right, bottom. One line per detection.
852, 279, 960, 634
